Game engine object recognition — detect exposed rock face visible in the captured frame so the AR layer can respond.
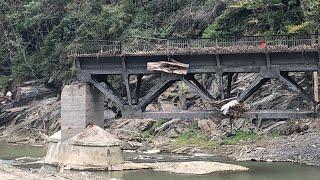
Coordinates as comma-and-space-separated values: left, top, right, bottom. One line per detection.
0, 97, 60, 143
14, 80, 56, 105
15, 85, 54, 105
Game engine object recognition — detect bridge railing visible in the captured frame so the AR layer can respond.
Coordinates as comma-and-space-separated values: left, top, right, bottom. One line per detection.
266, 34, 319, 52
69, 34, 320, 56
69, 40, 121, 57
122, 37, 167, 54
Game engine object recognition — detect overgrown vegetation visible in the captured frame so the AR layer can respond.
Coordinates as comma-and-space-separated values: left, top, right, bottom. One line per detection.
0, 0, 319, 91
142, 120, 280, 148
174, 126, 262, 148
221, 130, 260, 145
0, 76, 11, 90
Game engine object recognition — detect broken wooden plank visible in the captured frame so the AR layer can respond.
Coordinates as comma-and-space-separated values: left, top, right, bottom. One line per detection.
147, 60, 189, 75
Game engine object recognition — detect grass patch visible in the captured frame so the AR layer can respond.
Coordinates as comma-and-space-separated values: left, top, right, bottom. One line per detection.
173, 124, 217, 149
0, 76, 11, 91
221, 131, 259, 145
267, 132, 281, 138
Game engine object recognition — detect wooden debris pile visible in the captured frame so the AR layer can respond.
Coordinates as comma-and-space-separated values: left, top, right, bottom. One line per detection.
121, 43, 319, 56
147, 60, 189, 75
71, 36, 319, 57
229, 103, 246, 119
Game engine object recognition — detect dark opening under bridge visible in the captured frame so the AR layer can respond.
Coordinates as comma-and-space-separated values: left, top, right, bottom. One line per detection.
69, 34, 320, 120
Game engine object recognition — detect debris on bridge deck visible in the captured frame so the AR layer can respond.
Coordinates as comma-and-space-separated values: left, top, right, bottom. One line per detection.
147, 60, 189, 75
71, 35, 320, 57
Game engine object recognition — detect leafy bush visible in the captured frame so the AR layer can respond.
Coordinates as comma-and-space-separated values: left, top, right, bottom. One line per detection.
0, 76, 11, 91
0, 0, 318, 88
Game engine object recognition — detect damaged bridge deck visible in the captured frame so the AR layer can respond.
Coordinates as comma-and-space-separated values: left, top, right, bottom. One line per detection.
71, 34, 320, 120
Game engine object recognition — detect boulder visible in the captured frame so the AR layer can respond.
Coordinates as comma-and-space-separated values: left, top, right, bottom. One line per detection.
197, 119, 217, 133
15, 84, 54, 104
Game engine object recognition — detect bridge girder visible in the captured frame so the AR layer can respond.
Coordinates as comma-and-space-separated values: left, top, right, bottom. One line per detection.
75, 50, 320, 119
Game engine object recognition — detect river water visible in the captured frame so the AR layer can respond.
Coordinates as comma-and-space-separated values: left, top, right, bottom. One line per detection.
0, 143, 319, 180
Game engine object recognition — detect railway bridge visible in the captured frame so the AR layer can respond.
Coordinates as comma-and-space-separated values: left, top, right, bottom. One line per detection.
62, 34, 320, 138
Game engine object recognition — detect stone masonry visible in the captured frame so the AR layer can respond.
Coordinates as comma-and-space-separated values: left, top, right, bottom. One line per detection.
61, 83, 104, 140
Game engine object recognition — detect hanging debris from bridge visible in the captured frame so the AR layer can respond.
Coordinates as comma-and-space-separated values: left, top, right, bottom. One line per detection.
147, 60, 189, 75
220, 100, 240, 115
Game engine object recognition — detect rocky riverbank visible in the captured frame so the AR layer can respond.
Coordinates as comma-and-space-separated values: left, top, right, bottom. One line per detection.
1, 74, 320, 167
224, 130, 320, 166
2, 95, 320, 167
104, 117, 320, 167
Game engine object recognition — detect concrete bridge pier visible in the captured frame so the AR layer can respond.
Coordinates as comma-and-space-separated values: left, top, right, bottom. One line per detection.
45, 83, 124, 170
61, 83, 104, 140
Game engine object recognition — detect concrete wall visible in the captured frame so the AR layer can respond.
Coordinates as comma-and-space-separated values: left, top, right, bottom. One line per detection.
61, 83, 104, 140
45, 141, 124, 168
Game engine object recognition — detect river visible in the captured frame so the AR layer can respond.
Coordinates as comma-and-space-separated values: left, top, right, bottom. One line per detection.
0, 142, 319, 180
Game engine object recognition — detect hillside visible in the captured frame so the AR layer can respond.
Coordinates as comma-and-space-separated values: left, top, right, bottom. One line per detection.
0, 0, 319, 91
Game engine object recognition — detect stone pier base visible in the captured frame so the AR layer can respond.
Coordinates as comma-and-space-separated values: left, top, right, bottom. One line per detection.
45, 84, 124, 170
45, 125, 123, 170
